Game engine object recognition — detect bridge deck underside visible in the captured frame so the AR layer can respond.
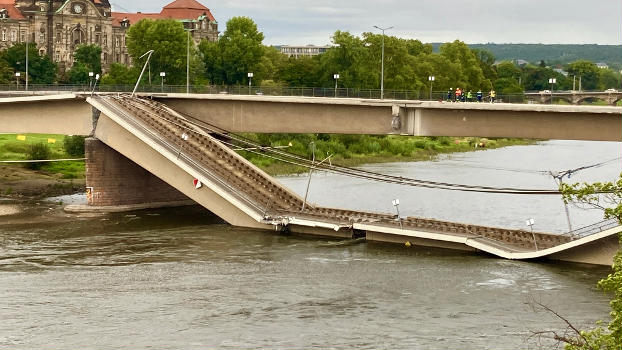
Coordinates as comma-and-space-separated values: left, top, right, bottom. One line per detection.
88, 95, 618, 265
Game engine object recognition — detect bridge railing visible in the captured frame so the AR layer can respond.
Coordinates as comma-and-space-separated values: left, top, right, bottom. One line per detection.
562, 218, 620, 240
0, 84, 533, 103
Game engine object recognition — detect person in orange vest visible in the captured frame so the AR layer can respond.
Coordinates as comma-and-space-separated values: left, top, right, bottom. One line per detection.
455, 88, 462, 102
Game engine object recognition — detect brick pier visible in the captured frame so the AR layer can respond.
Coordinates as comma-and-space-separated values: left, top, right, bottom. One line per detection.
85, 138, 189, 207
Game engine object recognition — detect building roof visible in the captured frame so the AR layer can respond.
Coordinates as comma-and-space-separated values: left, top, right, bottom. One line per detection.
160, 0, 215, 21
0, 0, 25, 19
111, 0, 215, 27
110, 12, 161, 27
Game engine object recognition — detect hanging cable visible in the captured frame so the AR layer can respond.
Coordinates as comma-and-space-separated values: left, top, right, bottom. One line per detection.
126, 96, 614, 195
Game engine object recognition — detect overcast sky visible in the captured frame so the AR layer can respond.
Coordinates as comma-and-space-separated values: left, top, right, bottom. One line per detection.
115, 0, 622, 46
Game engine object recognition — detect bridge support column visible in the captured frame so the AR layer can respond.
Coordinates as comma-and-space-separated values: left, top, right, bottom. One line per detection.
85, 138, 190, 207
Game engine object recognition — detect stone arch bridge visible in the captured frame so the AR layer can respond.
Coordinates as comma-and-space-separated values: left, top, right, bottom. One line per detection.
525, 91, 622, 105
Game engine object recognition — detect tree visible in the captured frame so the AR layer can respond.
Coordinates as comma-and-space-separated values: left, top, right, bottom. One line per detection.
567, 60, 600, 91
73, 44, 102, 74
126, 19, 196, 85
598, 69, 621, 90
100, 63, 140, 85
0, 58, 13, 84
0, 43, 56, 84
279, 56, 321, 87
200, 16, 265, 85
439, 40, 491, 91
558, 174, 622, 349
65, 62, 91, 84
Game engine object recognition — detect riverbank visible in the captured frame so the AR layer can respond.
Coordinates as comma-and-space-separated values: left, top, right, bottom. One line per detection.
242, 135, 536, 176
0, 133, 534, 198
0, 164, 85, 199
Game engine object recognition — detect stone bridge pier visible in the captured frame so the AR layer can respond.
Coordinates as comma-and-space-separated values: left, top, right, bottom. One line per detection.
84, 138, 193, 209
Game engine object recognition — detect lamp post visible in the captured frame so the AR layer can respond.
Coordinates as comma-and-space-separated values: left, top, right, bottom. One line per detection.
15, 72, 20, 90
428, 75, 435, 100
525, 218, 538, 251
186, 29, 195, 94
132, 50, 154, 97
392, 199, 403, 229
548, 78, 556, 104
89, 71, 94, 89
373, 25, 393, 100
333, 73, 340, 98
90, 73, 100, 96
25, 35, 28, 91
247, 72, 254, 94
160, 72, 166, 92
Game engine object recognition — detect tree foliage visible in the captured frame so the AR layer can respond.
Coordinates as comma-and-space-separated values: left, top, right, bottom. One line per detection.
0, 58, 13, 84
74, 44, 102, 74
0, 43, 56, 84
567, 60, 600, 91
200, 16, 265, 85
560, 174, 622, 349
126, 19, 198, 85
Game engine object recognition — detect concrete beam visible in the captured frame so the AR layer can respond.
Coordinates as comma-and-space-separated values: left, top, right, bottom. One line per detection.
0, 94, 92, 135
156, 94, 622, 141
1, 93, 620, 141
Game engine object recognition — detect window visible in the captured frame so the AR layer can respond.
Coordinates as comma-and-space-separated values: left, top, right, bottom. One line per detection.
10, 30, 16, 42
1, 29, 6, 42
56, 31, 61, 42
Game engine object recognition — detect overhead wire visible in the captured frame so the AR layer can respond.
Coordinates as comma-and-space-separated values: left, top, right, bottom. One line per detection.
133, 96, 616, 195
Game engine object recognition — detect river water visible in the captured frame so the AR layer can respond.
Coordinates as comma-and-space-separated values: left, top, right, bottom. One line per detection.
0, 140, 620, 349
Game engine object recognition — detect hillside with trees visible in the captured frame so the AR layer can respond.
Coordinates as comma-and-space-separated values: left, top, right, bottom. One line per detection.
431, 43, 622, 67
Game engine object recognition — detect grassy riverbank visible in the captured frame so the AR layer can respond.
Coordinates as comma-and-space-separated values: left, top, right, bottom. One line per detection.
0, 133, 534, 197
0, 133, 85, 198
238, 134, 535, 176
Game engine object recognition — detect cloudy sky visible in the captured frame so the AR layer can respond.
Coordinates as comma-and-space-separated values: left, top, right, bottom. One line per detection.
116, 0, 622, 46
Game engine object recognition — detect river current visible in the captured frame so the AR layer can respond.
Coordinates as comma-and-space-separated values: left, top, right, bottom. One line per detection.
0, 140, 619, 349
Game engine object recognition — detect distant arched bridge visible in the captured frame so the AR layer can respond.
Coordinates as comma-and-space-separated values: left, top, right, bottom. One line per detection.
525, 90, 622, 105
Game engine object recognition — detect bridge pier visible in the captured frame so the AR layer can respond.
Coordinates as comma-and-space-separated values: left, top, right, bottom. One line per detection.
84, 138, 191, 208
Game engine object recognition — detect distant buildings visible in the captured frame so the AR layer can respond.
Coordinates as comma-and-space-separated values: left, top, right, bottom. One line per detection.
596, 62, 609, 69
0, 0, 219, 72
279, 45, 331, 58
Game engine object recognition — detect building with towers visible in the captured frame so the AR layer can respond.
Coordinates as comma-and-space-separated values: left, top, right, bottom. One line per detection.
0, 0, 218, 72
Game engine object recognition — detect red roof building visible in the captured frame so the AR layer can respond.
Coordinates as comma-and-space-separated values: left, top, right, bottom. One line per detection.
0, 0, 218, 71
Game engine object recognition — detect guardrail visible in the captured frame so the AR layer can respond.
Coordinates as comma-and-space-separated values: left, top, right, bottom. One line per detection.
0, 84, 532, 103
563, 218, 620, 240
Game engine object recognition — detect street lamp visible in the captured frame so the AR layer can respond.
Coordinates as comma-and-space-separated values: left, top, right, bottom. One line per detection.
333, 73, 340, 98
185, 29, 195, 94
548, 78, 556, 104
89, 71, 94, 89
15, 72, 20, 90
428, 75, 435, 100
160, 72, 166, 92
525, 218, 538, 251
373, 25, 393, 100
392, 199, 403, 229
247, 72, 254, 94
90, 73, 100, 96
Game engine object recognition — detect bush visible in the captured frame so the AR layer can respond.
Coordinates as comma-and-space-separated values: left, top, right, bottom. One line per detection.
26, 142, 50, 170
63, 136, 86, 157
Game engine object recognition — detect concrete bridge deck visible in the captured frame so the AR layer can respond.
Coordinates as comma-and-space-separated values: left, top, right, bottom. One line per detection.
84, 95, 621, 265
1, 93, 621, 141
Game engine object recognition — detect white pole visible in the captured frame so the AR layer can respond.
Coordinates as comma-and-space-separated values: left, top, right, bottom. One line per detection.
373, 26, 393, 100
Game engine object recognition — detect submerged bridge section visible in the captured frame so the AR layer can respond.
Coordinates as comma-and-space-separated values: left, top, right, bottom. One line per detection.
82, 95, 620, 265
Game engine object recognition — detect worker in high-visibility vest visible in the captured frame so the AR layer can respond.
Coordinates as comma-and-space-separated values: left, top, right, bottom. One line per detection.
490, 89, 496, 103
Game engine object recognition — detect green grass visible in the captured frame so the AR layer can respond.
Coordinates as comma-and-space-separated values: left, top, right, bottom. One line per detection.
0, 133, 85, 178
239, 134, 535, 175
